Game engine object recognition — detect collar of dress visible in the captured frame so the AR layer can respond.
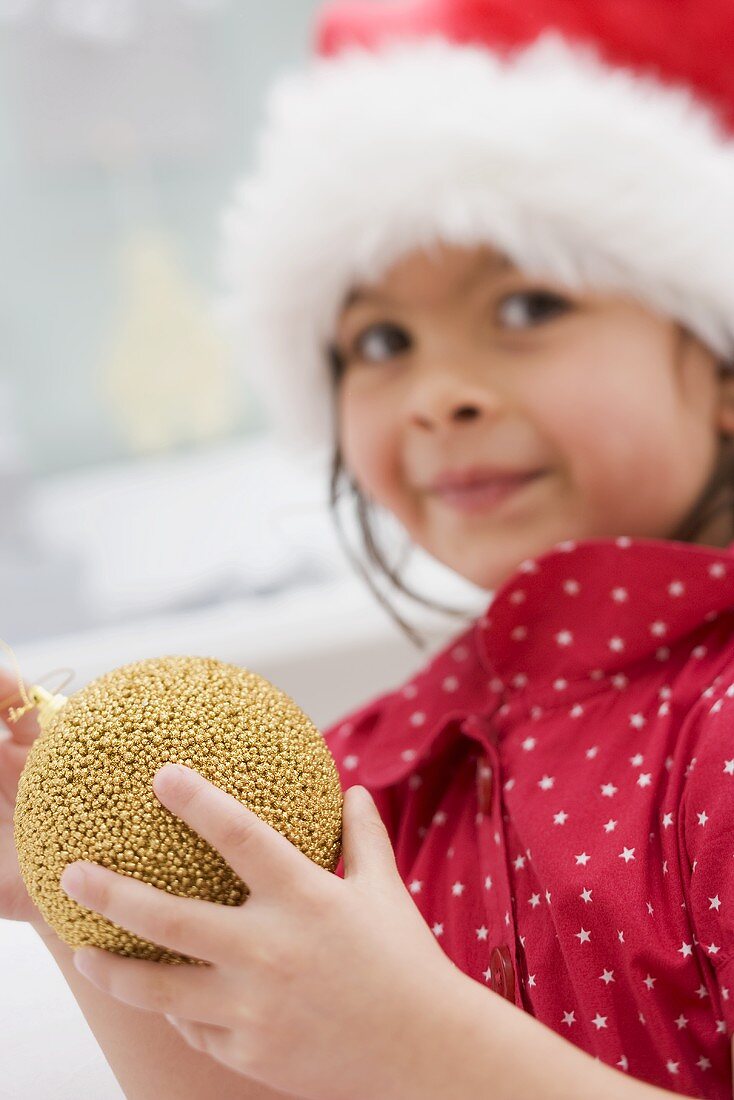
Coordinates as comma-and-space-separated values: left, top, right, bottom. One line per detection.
355, 534, 734, 788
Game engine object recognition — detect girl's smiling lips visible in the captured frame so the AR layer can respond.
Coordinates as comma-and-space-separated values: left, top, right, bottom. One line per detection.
427, 468, 549, 514
427, 464, 548, 492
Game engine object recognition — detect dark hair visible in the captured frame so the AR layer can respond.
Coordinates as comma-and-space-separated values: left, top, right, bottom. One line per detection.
325, 344, 734, 652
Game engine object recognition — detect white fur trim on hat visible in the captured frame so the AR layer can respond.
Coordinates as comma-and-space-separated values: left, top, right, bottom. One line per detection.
217, 32, 734, 455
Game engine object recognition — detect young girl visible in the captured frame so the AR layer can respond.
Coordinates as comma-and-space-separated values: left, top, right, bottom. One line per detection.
4, 2, 734, 1099
218, 0, 734, 1096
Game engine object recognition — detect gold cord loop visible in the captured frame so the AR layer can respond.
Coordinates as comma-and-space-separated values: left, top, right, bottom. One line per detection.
0, 637, 73, 725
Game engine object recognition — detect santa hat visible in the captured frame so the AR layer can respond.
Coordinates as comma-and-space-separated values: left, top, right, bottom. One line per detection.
218, 0, 734, 456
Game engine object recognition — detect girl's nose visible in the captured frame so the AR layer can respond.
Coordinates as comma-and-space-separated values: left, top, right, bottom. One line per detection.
410, 391, 499, 431
413, 396, 492, 430
406, 354, 509, 430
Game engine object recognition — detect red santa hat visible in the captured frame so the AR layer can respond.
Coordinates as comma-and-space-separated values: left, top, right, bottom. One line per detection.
218, 0, 734, 455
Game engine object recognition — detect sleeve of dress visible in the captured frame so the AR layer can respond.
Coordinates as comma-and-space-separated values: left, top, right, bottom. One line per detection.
320, 691, 401, 880
681, 695, 734, 1035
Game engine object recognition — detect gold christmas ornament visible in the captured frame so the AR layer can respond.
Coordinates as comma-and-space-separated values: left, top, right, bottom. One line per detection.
9, 652, 343, 965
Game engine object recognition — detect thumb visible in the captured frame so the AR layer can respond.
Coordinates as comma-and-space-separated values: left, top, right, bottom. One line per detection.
340, 785, 397, 882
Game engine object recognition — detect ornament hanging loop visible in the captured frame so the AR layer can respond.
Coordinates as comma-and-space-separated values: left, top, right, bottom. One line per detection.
0, 637, 73, 727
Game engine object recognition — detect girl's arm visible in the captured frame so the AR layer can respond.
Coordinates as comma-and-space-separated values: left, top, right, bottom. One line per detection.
32, 926, 295, 1100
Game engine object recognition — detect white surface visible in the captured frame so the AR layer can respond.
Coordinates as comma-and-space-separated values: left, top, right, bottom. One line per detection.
1, 921, 125, 1100
23, 433, 350, 622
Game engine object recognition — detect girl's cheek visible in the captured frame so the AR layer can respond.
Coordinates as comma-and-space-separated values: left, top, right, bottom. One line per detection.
339, 398, 386, 488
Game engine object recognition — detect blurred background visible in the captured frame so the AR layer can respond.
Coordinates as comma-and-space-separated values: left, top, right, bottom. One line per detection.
0, 7, 492, 1092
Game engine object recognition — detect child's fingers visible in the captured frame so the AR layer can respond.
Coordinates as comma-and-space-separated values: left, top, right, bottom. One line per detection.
0, 671, 41, 746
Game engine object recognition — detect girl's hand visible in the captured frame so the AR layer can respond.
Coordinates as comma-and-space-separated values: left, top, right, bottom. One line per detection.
0, 669, 51, 930
59, 765, 463, 1100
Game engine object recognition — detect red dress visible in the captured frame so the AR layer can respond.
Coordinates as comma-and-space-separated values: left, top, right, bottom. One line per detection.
323, 535, 734, 1098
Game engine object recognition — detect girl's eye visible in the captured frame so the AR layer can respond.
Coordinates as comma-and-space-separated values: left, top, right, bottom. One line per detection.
496, 290, 571, 329
349, 322, 411, 364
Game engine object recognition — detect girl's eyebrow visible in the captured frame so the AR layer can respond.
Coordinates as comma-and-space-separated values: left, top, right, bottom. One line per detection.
341, 253, 513, 312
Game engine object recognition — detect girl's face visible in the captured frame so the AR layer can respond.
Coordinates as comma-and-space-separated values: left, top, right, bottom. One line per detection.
333, 242, 734, 592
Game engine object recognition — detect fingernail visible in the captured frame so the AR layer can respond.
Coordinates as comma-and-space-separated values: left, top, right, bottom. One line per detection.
61, 865, 87, 899
154, 763, 192, 792
157, 763, 186, 781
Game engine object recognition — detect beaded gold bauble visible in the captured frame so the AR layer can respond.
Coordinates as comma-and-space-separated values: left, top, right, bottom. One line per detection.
13, 655, 343, 964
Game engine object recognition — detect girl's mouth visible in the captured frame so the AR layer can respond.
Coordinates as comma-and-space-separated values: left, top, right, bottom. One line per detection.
432, 471, 547, 514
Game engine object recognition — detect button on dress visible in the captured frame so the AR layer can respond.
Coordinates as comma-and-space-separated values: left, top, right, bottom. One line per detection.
323, 535, 734, 1099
